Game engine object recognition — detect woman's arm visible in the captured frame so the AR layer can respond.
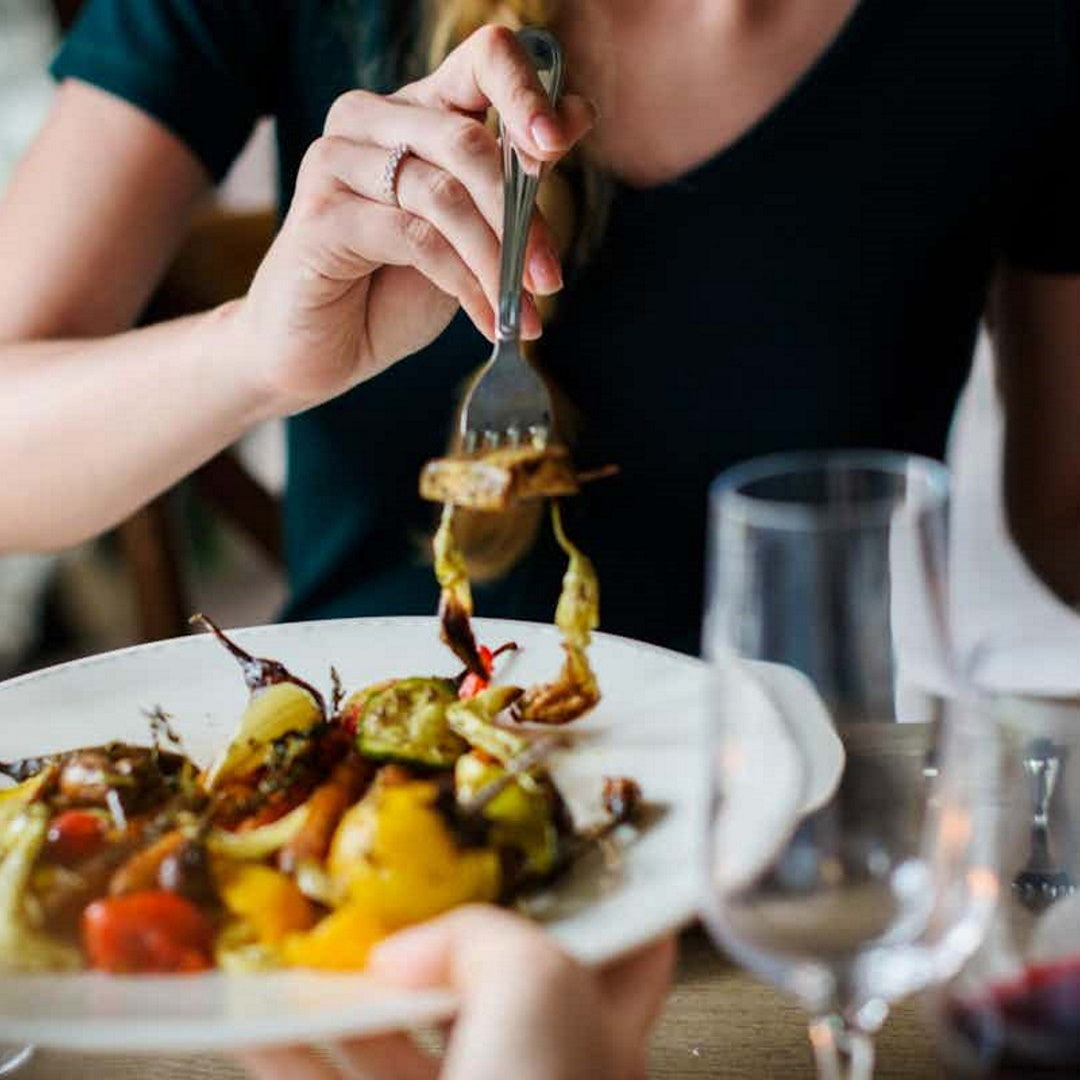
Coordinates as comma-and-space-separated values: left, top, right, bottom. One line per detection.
0, 28, 592, 554
994, 266, 1080, 604
0, 81, 268, 552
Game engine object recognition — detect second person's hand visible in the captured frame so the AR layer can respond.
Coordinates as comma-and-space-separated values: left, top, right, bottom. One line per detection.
239, 905, 676, 1080
233, 26, 596, 417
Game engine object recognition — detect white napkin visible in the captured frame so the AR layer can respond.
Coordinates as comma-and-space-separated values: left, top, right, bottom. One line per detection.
711, 657, 844, 893
948, 340, 1080, 695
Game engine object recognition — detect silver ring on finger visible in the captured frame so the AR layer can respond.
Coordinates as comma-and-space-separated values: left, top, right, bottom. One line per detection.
381, 142, 410, 207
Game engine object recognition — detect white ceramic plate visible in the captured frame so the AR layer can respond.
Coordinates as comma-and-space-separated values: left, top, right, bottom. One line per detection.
710, 658, 846, 892
0, 617, 709, 1053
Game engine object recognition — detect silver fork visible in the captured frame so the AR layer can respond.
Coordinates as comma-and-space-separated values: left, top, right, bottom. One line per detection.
459, 28, 565, 453
1012, 737, 1077, 913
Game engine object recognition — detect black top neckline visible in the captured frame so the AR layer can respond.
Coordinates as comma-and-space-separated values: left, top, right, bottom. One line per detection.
622, 0, 875, 195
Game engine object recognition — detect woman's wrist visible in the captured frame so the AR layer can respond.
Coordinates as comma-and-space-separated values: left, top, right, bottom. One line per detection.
204, 297, 292, 427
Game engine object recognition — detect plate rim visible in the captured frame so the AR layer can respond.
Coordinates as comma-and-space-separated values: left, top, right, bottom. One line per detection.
0, 615, 709, 696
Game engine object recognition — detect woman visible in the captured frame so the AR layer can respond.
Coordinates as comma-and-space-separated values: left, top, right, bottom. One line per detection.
2, 0, 1078, 655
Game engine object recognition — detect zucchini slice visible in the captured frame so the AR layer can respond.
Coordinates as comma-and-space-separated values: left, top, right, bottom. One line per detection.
356, 678, 465, 767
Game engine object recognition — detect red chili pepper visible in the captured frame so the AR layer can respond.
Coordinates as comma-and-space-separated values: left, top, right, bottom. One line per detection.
459, 645, 494, 699
45, 810, 108, 865
82, 891, 214, 974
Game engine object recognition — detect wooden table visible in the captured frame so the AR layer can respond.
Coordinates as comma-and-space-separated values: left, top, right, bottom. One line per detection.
24, 928, 949, 1079
648, 928, 948, 1079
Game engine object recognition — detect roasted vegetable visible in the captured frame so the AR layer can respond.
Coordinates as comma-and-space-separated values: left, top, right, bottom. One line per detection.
81, 890, 213, 973
355, 677, 465, 767
327, 777, 500, 928
602, 777, 643, 825
278, 756, 372, 874
158, 838, 217, 905
339, 679, 397, 735
214, 919, 279, 972
281, 902, 386, 971
204, 802, 310, 861
0, 806, 81, 972
446, 686, 528, 765
420, 444, 580, 512
44, 810, 110, 865
458, 642, 518, 699
192, 615, 326, 790
515, 503, 601, 724
3, 744, 190, 812
0, 776, 47, 859
108, 829, 187, 896
204, 682, 325, 790
434, 504, 486, 677
455, 752, 558, 878
217, 864, 316, 946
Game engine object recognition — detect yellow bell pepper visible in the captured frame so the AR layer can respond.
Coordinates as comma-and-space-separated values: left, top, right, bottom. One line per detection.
328, 779, 500, 928
216, 863, 317, 945
281, 903, 387, 970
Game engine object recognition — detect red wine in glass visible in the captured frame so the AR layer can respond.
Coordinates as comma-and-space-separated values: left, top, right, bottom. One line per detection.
947, 956, 1080, 1077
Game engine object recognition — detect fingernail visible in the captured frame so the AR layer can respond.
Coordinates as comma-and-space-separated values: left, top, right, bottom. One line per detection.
528, 250, 563, 295
530, 113, 563, 153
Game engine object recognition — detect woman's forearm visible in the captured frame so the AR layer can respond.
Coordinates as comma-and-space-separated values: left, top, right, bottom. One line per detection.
0, 300, 274, 553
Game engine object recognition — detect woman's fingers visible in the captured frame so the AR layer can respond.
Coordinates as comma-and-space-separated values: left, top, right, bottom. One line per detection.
322, 198, 543, 341
301, 136, 503, 310
323, 96, 566, 296
401, 26, 597, 161
309, 195, 492, 338
403, 25, 562, 156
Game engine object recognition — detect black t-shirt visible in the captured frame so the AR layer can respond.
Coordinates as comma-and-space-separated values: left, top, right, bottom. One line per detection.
52, 0, 1080, 654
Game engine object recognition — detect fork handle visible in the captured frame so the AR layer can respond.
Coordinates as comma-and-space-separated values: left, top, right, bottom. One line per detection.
496, 29, 565, 342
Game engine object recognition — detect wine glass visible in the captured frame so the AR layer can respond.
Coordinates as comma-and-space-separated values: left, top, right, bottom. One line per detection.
931, 694, 1080, 1076
701, 450, 998, 1080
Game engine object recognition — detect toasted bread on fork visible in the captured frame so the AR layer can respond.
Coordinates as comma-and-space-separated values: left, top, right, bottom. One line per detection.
420, 444, 580, 511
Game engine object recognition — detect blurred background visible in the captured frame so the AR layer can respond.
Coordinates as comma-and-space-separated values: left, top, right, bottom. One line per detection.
0, 0, 286, 676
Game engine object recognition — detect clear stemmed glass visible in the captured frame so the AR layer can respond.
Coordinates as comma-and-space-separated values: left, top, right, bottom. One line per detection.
701, 451, 998, 1080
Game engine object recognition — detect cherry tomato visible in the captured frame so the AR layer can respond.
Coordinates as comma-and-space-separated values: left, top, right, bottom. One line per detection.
458, 646, 494, 699
45, 810, 108, 864
81, 891, 213, 973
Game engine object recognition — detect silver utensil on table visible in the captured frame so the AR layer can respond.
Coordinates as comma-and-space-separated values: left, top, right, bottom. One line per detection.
1012, 736, 1076, 913
459, 28, 563, 453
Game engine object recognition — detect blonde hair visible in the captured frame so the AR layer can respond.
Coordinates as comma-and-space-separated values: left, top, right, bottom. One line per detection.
417, 0, 608, 582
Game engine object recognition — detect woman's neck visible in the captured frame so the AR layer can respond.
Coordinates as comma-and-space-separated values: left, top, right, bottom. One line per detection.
559, 0, 860, 187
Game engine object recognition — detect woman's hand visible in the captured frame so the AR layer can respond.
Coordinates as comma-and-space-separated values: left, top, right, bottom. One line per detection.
239, 905, 676, 1080
236, 26, 596, 415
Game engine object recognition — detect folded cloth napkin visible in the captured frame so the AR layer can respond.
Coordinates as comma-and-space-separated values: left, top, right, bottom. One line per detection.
711, 656, 844, 893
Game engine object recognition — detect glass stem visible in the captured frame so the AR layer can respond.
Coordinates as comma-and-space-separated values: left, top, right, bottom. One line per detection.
808, 1015, 875, 1080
